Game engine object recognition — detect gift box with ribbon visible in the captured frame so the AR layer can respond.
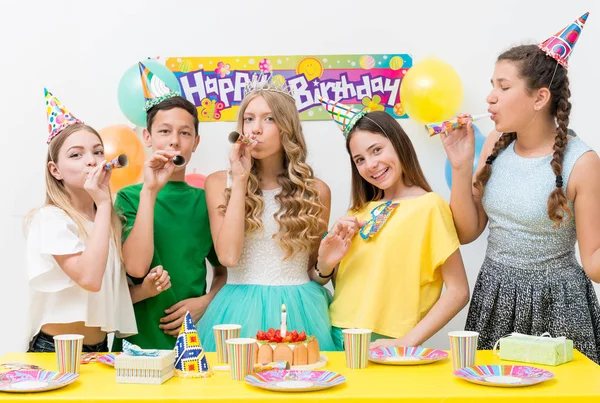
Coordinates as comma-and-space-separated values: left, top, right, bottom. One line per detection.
115, 340, 175, 384
493, 332, 574, 366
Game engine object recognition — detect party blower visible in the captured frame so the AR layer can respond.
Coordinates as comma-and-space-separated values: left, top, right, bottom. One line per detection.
104, 154, 129, 170
228, 131, 255, 145
425, 113, 491, 137
172, 155, 186, 166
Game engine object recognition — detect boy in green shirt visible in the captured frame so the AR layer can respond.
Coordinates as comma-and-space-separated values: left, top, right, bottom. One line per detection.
114, 65, 226, 350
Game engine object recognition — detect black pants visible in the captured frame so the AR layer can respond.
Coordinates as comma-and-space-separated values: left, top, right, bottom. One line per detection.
28, 331, 108, 353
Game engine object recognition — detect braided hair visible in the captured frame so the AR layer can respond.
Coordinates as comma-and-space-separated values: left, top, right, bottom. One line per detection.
474, 44, 572, 227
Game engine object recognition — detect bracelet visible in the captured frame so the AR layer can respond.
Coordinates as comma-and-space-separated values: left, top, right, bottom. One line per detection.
314, 260, 334, 279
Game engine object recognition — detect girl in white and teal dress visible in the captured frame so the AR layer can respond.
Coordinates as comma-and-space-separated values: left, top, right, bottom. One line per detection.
197, 77, 342, 351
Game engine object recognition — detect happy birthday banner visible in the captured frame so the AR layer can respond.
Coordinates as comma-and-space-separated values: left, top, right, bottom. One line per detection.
162, 54, 412, 122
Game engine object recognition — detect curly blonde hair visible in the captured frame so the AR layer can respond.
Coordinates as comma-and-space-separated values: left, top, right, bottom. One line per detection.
219, 90, 327, 259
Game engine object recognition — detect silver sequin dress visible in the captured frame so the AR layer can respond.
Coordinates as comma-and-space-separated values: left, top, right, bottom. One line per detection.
465, 136, 600, 364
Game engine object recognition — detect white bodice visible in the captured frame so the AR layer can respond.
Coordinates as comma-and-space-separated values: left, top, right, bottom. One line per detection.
227, 188, 310, 286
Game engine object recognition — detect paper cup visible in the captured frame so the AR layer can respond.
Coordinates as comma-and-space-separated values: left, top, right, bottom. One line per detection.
53, 334, 84, 373
225, 338, 256, 380
213, 324, 242, 364
448, 330, 479, 370
342, 328, 372, 369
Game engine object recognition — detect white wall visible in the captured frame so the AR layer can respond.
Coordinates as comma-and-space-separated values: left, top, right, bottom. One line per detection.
1, 0, 598, 355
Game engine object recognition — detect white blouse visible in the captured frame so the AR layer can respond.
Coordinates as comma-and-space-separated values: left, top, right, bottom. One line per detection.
26, 206, 137, 342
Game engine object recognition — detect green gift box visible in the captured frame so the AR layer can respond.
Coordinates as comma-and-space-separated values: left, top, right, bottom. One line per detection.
494, 332, 574, 366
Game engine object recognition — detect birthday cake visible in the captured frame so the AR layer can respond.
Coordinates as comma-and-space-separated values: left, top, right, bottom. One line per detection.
255, 328, 320, 366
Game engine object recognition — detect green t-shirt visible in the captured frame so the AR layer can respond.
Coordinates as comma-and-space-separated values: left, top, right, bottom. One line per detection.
113, 181, 220, 350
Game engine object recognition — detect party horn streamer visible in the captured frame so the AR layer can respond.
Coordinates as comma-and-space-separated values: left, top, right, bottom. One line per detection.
104, 154, 129, 170
425, 113, 491, 136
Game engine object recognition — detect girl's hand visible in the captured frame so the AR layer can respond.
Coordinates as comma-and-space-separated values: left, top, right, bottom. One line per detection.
84, 161, 111, 206
229, 137, 257, 181
440, 120, 476, 171
318, 217, 365, 269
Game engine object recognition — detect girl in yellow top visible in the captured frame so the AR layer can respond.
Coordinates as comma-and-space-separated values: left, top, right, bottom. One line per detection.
317, 99, 470, 347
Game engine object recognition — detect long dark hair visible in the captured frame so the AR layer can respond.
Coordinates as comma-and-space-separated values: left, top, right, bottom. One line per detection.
346, 111, 432, 212
474, 44, 571, 227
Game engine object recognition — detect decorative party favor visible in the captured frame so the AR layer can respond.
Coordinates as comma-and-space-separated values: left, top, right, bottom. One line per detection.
174, 312, 212, 378
425, 113, 491, 136
172, 155, 186, 166
44, 89, 83, 144
360, 201, 400, 240
139, 62, 181, 111
493, 332, 574, 366
104, 154, 129, 170
537, 12, 589, 68
320, 97, 366, 137
115, 340, 175, 384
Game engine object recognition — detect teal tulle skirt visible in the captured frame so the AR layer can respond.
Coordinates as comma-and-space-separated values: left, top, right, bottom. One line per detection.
197, 281, 343, 352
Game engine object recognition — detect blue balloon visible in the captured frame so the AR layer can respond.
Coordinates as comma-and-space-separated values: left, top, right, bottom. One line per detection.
117, 60, 182, 127
444, 124, 486, 189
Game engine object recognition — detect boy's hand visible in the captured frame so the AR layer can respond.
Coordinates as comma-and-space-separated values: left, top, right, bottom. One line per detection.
159, 296, 210, 336
143, 150, 179, 192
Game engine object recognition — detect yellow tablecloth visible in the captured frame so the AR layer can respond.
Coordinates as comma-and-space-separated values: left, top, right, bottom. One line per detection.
1, 350, 600, 402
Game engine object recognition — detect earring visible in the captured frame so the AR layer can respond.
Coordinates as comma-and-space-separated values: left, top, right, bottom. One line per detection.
534, 105, 540, 110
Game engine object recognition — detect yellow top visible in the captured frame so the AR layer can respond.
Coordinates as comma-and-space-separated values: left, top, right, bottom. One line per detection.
330, 192, 460, 337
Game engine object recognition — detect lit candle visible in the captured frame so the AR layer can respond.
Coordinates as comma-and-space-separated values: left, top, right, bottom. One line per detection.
281, 304, 287, 337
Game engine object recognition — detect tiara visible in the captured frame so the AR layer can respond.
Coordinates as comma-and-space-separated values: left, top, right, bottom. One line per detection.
243, 73, 296, 100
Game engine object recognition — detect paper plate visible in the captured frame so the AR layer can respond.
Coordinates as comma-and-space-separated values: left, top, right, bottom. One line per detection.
0, 363, 43, 372
245, 370, 345, 392
454, 365, 554, 387
369, 346, 448, 365
80, 353, 99, 364
0, 370, 79, 393
214, 355, 328, 372
97, 353, 118, 367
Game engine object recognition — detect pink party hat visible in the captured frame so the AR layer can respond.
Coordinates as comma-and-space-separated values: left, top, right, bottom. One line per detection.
537, 12, 589, 68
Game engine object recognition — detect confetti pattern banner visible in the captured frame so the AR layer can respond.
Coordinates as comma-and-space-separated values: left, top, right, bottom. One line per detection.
161, 54, 412, 122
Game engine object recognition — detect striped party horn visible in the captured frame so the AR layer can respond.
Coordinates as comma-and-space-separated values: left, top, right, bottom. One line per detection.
104, 154, 129, 170
425, 113, 491, 137
448, 330, 479, 371
342, 328, 372, 369
53, 334, 84, 374
225, 338, 256, 381
213, 324, 242, 364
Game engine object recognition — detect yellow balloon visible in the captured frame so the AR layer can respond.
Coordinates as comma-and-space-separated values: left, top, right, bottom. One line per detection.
400, 58, 463, 124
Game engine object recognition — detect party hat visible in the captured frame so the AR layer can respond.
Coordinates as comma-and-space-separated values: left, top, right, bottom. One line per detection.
319, 97, 367, 137
45, 88, 83, 144
139, 62, 181, 112
173, 312, 212, 378
537, 12, 589, 68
